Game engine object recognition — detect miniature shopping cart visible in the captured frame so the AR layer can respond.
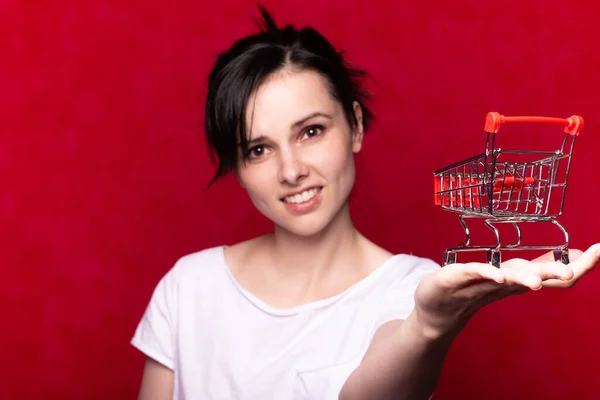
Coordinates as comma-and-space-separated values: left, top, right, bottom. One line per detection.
434, 112, 584, 267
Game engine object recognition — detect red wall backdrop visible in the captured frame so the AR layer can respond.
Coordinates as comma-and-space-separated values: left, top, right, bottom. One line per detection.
2, 0, 599, 398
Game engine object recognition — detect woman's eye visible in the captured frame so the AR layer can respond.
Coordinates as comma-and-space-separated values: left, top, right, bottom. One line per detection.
247, 145, 266, 159
302, 125, 323, 139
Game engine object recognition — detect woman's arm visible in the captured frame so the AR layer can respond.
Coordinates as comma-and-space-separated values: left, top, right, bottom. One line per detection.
340, 311, 455, 400
341, 245, 599, 400
137, 357, 174, 400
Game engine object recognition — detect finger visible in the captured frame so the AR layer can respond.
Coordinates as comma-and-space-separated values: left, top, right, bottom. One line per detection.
532, 261, 574, 281
500, 257, 528, 268
530, 248, 584, 263
543, 243, 600, 288
443, 263, 505, 290
499, 268, 543, 291
501, 257, 574, 281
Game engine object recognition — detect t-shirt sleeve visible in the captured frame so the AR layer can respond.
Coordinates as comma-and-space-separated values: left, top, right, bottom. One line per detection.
374, 256, 441, 331
130, 266, 178, 370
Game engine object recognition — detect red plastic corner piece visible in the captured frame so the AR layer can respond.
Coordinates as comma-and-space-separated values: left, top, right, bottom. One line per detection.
484, 112, 504, 133
564, 115, 584, 136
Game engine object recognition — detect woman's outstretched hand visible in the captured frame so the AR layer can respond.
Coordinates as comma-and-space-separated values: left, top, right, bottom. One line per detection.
413, 244, 600, 339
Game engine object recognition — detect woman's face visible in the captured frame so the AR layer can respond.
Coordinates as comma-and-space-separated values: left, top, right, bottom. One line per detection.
236, 68, 364, 237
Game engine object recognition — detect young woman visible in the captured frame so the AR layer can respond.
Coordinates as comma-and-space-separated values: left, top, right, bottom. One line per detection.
131, 8, 599, 400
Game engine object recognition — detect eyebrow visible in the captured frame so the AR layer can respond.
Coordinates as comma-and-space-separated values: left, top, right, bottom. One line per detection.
245, 135, 269, 146
291, 111, 332, 128
244, 111, 333, 146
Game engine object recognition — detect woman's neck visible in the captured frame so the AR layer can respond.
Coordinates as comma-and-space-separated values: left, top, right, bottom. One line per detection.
266, 202, 366, 285
227, 202, 390, 308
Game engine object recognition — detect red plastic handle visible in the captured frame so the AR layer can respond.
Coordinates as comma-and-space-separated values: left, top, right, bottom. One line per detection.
484, 112, 584, 136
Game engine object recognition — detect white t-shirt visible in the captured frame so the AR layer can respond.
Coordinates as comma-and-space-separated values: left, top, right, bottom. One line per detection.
131, 246, 440, 400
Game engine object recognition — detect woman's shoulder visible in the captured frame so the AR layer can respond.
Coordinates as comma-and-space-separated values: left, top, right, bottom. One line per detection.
163, 236, 267, 283
361, 235, 440, 275
176, 245, 226, 267
159, 245, 229, 285
221, 234, 271, 274
379, 252, 441, 288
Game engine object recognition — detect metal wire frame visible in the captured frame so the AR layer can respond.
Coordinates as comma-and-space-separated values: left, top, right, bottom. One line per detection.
433, 130, 577, 267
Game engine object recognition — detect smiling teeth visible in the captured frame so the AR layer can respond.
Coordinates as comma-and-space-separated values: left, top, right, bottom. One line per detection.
284, 187, 321, 204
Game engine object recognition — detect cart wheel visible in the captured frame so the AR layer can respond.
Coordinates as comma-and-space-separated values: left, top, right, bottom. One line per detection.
443, 251, 457, 266
486, 249, 501, 267
553, 248, 570, 265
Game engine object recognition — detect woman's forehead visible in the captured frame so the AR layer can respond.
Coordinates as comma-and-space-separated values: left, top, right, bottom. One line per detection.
245, 69, 340, 136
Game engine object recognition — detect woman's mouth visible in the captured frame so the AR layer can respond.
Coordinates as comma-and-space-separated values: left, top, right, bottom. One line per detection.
281, 186, 323, 213
282, 187, 322, 204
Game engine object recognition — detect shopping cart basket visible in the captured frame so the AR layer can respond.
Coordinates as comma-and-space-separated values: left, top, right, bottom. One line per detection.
434, 112, 584, 267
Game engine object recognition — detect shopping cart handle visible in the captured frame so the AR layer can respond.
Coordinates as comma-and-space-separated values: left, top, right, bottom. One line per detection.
484, 112, 584, 136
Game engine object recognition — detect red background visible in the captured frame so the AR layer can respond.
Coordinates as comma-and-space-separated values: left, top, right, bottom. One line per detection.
2, 0, 600, 398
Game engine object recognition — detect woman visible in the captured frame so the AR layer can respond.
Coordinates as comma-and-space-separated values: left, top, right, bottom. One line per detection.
131, 8, 599, 400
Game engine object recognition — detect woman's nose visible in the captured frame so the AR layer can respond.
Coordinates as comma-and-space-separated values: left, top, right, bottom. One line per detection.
278, 148, 308, 185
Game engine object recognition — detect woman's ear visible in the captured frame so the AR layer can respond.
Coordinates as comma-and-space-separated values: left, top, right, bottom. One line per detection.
351, 101, 364, 153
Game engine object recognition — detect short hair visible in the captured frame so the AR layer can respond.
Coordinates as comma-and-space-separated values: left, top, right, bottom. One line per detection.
204, 6, 374, 185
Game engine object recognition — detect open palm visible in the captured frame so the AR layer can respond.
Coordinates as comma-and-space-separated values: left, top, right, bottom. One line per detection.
412, 244, 600, 337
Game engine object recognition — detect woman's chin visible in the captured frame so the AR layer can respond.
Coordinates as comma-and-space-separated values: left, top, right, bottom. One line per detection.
275, 217, 331, 238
